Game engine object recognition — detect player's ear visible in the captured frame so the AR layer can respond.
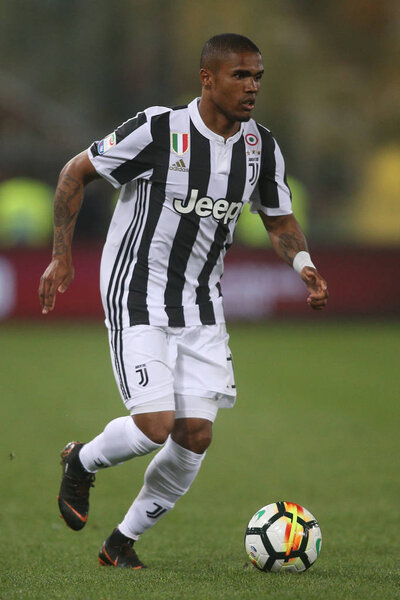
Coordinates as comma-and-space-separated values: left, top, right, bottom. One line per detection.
200, 68, 213, 89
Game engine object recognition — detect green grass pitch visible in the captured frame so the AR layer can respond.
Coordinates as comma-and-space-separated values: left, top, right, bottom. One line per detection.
1, 320, 399, 599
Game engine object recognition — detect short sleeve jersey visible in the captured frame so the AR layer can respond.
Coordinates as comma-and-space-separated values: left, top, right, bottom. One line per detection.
88, 98, 292, 329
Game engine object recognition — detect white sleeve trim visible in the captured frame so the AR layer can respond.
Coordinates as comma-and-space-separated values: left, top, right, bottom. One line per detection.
256, 205, 293, 217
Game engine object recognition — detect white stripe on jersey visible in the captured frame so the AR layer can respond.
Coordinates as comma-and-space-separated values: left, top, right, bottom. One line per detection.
89, 98, 292, 329
249, 123, 292, 217
145, 199, 181, 326
273, 137, 293, 212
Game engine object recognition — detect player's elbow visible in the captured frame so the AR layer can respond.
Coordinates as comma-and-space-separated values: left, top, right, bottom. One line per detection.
59, 151, 99, 187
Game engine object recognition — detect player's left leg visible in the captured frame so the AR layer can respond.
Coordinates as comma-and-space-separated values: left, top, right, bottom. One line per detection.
99, 410, 215, 568
117, 414, 213, 538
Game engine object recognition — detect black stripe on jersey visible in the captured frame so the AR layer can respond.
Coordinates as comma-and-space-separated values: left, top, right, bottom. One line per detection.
115, 180, 149, 329
128, 111, 171, 325
117, 330, 130, 397
115, 112, 147, 144
255, 124, 280, 209
196, 224, 226, 324
110, 330, 129, 400
90, 113, 147, 158
283, 169, 292, 201
90, 142, 100, 157
107, 180, 149, 331
111, 140, 155, 185
105, 187, 140, 328
105, 180, 148, 330
196, 136, 247, 324
164, 122, 211, 327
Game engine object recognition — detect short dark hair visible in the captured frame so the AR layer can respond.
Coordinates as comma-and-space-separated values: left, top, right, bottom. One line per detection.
200, 33, 260, 70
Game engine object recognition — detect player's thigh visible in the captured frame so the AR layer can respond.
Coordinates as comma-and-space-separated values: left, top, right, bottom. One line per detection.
107, 325, 175, 414
174, 323, 236, 406
174, 395, 219, 423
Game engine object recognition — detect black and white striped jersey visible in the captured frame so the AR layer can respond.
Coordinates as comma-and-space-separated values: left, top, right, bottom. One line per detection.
88, 98, 292, 329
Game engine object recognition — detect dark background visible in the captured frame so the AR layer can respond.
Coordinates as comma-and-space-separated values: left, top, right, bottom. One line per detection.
0, 0, 399, 320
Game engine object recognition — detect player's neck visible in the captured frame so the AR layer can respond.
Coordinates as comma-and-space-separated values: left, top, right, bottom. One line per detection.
197, 98, 240, 141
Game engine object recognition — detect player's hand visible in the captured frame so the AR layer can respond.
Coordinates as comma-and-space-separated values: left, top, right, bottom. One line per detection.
38, 258, 75, 314
301, 267, 328, 310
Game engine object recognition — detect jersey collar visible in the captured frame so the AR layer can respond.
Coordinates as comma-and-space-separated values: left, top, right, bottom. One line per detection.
188, 98, 244, 145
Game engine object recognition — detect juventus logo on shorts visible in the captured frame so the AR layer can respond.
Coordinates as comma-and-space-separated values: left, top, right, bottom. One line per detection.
135, 364, 149, 387
146, 502, 167, 519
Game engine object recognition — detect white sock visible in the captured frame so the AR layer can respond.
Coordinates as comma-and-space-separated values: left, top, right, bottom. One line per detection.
79, 416, 161, 472
118, 437, 206, 540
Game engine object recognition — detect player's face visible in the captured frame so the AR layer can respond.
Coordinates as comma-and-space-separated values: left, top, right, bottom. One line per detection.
207, 52, 264, 123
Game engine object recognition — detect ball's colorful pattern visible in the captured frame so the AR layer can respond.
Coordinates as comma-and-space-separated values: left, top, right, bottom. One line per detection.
245, 502, 322, 573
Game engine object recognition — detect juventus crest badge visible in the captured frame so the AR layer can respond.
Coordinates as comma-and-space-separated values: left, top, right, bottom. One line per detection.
248, 158, 260, 185
135, 364, 149, 387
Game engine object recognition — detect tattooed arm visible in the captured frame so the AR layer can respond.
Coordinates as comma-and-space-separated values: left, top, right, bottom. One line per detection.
258, 212, 328, 310
39, 151, 99, 314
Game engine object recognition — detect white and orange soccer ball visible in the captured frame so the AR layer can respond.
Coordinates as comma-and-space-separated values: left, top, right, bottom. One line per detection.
244, 502, 322, 573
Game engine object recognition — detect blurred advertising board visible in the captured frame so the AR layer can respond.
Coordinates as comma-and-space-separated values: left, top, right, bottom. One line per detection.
0, 246, 399, 320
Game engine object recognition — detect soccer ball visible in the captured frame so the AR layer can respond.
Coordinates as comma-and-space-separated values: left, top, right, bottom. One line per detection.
244, 501, 322, 573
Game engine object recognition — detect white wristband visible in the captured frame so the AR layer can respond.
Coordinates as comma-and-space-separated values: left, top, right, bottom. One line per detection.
292, 251, 315, 274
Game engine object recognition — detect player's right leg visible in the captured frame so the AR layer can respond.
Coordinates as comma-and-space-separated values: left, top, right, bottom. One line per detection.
58, 325, 176, 531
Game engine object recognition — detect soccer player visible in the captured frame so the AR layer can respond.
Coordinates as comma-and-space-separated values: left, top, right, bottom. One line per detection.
39, 33, 328, 569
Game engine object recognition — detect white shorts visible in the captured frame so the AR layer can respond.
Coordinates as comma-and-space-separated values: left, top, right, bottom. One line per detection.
108, 323, 236, 422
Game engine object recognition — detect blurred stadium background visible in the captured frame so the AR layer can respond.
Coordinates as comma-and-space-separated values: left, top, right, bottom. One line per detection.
0, 0, 399, 321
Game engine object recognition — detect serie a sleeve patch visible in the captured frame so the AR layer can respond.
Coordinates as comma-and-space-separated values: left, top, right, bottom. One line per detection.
98, 132, 116, 155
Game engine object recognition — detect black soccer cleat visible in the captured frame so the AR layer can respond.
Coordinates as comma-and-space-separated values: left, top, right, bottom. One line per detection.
99, 528, 146, 569
58, 441, 95, 531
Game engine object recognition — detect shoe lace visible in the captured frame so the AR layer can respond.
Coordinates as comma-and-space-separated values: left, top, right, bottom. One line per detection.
69, 472, 95, 495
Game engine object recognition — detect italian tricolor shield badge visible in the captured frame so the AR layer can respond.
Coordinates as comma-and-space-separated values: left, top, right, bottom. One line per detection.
171, 132, 189, 155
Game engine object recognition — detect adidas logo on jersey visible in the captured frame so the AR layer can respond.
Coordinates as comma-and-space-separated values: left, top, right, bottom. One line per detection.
173, 189, 242, 224
169, 159, 188, 172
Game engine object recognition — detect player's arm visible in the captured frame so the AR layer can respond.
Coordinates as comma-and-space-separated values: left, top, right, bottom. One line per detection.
38, 151, 99, 314
258, 211, 328, 310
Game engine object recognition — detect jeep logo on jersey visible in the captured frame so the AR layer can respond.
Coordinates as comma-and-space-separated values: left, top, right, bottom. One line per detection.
173, 189, 242, 224
171, 132, 189, 155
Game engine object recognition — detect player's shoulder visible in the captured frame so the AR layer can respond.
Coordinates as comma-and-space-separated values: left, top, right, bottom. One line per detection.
142, 105, 172, 119
241, 119, 274, 155
112, 106, 171, 139
103, 104, 189, 150
136, 104, 189, 132
244, 119, 273, 139
143, 103, 188, 119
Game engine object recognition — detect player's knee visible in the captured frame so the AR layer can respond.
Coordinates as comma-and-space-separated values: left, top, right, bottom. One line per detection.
189, 429, 212, 454
172, 420, 213, 454
133, 411, 175, 445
